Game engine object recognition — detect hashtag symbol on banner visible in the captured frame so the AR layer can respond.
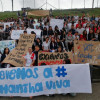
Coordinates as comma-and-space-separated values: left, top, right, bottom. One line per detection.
56, 66, 67, 77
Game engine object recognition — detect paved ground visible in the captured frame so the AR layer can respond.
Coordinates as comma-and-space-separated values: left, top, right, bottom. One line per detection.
0, 83, 100, 100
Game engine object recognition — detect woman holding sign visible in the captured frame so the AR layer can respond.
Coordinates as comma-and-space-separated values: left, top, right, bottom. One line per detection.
23, 47, 36, 67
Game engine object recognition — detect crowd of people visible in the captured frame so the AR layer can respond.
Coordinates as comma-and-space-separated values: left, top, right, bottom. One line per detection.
0, 11, 100, 99
0, 12, 100, 68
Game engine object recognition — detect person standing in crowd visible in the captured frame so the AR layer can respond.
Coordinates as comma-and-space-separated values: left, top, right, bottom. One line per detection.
42, 37, 50, 52
34, 45, 40, 66
54, 25, 60, 39
65, 30, 74, 51
1, 48, 10, 68
35, 38, 42, 50
23, 47, 36, 67
73, 31, 79, 41
57, 38, 65, 51
48, 26, 54, 36
95, 29, 99, 41
88, 29, 96, 41
77, 24, 85, 35
70, 24, 76, 35
50, 37, 57, 52
4, 25, 10, 40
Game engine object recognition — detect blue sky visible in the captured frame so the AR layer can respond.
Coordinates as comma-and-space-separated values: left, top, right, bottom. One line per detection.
0, 0, 99, 11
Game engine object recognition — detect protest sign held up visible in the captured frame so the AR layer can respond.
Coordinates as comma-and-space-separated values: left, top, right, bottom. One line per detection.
0, 64, 92, 97
0, 40, 15, 53
74, 41, 100, 65
3, 34, 35, 67
38, 52, 73, 66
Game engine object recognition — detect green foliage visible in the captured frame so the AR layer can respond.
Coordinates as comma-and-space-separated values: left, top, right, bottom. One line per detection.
0, 8, 100, 20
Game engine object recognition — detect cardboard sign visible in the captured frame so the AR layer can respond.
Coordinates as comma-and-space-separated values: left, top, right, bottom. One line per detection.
28, 10, 49, 16
74, 40, 100, 65
50, 19, 64, 30
11, 30, 24, 39
38, 52, 73, 66
0, 40, 15, 53
3, 34, 35, 67
0, 64, 92, 97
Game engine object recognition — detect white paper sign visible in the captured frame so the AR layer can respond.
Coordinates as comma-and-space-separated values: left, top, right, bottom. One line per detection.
0, 64, 92, 97
50, 19, 64, 30
27, 29, 41, 38
0, 40, 15, 53
4, 22, 14, 30
11, 30, 24, 39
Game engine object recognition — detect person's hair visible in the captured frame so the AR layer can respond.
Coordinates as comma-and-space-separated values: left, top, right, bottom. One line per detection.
40, 63, 47, 66
64, 59, 71, 64
35, 45, 40, 48
28, 47, 32, 50
3, 48, 10, 54
31, 31, 36, 34
24, 30, 27, 33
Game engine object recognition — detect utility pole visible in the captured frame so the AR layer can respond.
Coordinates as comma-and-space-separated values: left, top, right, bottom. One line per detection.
92, 0, 94, 8
23, 0, 24, 8
34, 0, 35, 9
46, 0, 47, 10
97, 0, 99, 8
12, 0, 13, 11
0, 0, 3, 12
58, 0, 60, 9
84, 0, 85, 9
71, 0, 73, 9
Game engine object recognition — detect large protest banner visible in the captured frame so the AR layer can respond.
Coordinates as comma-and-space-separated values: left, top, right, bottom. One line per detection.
38, 52, 73, 66
0, 40, 15, 53
11, 30, 24, 40
74, 40, 100, 65
0, 64, 92, 97
3, 34, 35, 67
50, 19, 64, 30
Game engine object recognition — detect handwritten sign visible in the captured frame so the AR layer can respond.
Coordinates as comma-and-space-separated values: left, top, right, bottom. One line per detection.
3, 34, 35, 67
0, 64, 92, 97
0, 40, 15, 53
74, 41, 100, 65
38, 52, 73, 66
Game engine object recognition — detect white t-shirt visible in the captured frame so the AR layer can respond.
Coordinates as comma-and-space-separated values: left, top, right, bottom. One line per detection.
77, 28, 85, 35
24, 52, 36, 67
42, 41, 50, 51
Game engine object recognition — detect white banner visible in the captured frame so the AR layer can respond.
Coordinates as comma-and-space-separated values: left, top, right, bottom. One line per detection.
11, 30, 24, 39
0, 64, 92, 97
0, 40, 15, 53
50, 19, 64, 30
